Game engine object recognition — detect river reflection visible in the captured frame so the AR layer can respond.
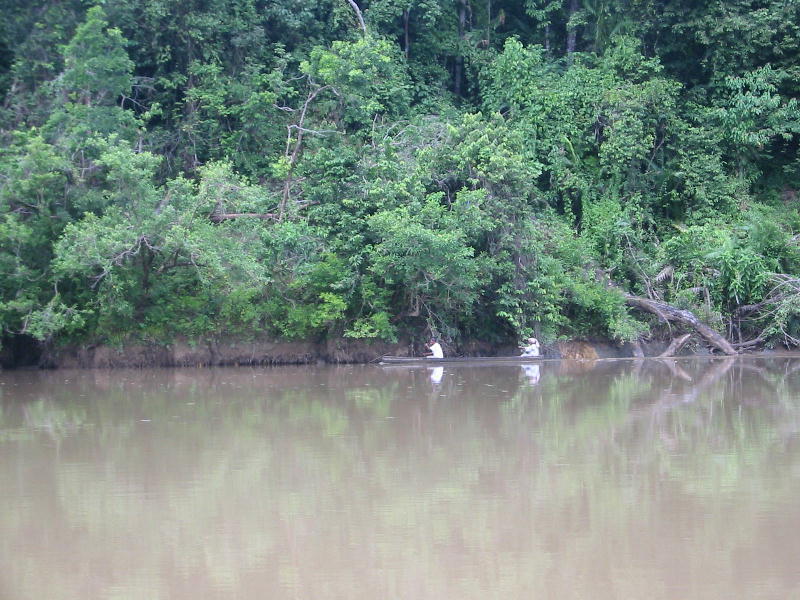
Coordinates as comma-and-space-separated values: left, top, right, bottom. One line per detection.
1, 357, 800, 599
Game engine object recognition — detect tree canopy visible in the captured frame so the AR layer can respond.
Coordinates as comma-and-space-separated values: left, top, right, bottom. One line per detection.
3, 0, 800, 355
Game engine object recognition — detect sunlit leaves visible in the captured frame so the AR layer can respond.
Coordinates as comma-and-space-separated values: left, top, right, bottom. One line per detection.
302, 36, 411, 132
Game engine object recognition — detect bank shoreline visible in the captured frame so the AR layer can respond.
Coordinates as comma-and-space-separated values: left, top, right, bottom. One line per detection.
0, 335, 772, 370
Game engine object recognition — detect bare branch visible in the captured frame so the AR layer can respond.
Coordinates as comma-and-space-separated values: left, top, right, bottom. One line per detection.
280, 83, 334, 219
210, 212, 277, 222
287, 125, 341, 135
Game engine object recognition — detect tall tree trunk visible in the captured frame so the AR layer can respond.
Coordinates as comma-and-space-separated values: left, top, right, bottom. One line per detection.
403, 8, 410, 57
566, 0, 579, 56
454, 0, 467, 97
486, 0, 491, 46
345, 0, 367, 34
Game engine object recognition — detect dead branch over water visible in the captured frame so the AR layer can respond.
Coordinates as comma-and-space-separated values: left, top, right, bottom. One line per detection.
624, 294, 738, 355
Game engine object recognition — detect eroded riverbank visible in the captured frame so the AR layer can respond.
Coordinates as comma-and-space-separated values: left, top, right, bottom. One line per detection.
29, 337, 698, 368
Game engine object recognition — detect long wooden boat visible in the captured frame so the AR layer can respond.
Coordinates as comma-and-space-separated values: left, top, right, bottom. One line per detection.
379, 355, 544, 365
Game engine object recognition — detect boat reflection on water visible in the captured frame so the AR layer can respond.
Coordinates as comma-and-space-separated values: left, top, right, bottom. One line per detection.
521, 364, 540, 385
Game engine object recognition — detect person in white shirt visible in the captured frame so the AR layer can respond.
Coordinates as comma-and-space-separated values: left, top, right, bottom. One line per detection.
519, 337, 540, 357
426, 339, 444, 359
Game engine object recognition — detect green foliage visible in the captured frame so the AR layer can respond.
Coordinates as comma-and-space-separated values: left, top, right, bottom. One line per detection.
713, 244, 771, 308
180, 59, 286, 174
302, 36, 411, 132
658, 210, 793, 315
4, 0, 800, 353
344, 311, 396, 341
368, 196, 483, 333
48, 154, 278, 342
482, 36, 680, 230
0, 132, 72, 339
268, 253, 350, 339
43, 6, 141, 164
491, 214, 646, 343
427, 112, 543, 214
59, 6, 134, 106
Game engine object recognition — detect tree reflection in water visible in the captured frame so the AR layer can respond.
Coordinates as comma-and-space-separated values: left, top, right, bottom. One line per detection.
0, 358, 799, 599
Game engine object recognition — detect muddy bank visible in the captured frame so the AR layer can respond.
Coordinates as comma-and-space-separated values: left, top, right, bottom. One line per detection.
21, 336, 711, 369
40, 338, 397, 369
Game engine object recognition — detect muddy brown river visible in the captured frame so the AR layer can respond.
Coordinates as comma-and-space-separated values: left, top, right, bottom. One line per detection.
1, 357, 799, 599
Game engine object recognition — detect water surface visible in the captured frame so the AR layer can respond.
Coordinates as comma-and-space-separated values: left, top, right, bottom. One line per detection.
1, 357, 799, 599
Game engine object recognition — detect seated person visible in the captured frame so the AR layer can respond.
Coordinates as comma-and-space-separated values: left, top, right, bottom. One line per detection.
519, 337, 540, 357
425, 339, 444, 359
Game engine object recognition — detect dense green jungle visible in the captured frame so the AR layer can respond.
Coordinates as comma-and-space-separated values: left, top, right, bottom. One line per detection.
3, 0, 800, 361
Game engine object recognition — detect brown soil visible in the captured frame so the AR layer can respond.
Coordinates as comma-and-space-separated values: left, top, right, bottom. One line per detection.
33, 336, 689, 369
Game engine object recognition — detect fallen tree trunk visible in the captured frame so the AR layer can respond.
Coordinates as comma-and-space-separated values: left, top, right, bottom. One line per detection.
732, 336, 766, 349
624, 294, 737, 356
658, 333, 692, 358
